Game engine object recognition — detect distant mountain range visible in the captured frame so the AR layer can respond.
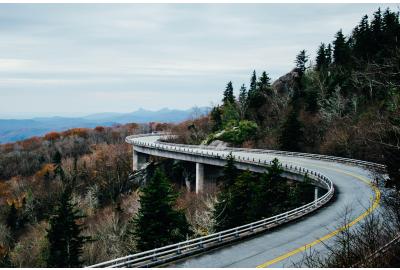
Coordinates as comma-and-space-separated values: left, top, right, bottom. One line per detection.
0, 107, 210, 143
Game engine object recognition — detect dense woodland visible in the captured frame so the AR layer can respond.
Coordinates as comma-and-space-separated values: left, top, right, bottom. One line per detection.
1, 6, 400, 268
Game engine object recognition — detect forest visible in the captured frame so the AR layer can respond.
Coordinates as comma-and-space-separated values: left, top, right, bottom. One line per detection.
0, 6, 400, 268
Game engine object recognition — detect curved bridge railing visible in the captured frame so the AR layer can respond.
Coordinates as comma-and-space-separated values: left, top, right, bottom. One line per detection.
88, 133, 337, 268
126, 133, 385, 171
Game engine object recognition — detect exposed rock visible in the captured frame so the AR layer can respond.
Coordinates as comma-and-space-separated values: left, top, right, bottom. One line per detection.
208, 139, 229, 149
272, 68, 299, 97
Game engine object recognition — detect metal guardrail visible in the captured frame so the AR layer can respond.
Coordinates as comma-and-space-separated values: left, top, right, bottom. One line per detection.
147, 135, 384, 171
88, 134, 336, 268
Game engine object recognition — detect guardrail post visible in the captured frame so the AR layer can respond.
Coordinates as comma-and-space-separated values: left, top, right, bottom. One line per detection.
152, 251, 157, 262
198, 239, 204, 248
218, 233, 222, 242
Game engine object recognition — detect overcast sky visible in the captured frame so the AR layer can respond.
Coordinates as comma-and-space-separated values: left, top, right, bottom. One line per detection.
0, 3, 398, 118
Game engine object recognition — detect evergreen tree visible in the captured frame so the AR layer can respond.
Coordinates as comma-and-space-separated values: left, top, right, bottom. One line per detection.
325, 43, 332, 65
46, 188, 88, 267
316, 43, 327, 71
220, 153, 239, 189
247, 71, 270, 124
210, 106, 223, 132
248, 70, 257, 99
52, 150, 64, 180
214, 170, 256, 231
333, 30, 351, 66
6, 203, 18, 233
251, 158, 283, 220
238, 84, 248, 119
133, 168, 190, 251
257, 71, 272, 93
353, 15, 371, 59
295, 50, 309, 77
382, 8, 400, 53
279, 109, 304, 151
371, 8, 383, 54
222, 81, 235, 105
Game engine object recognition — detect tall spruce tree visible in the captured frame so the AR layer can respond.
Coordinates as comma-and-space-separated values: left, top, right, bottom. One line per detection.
6, 203, 18, 233
210, 106, 223, 131
257, 71, 272, 93
279, 109, 304, 151
333, 30, 351, 66
248, 70, 257, 98
220, 153, 239, 189
214, 170, 256, 231
238, 84, 248, 119
46, 187, 88, 267
316, 43, 327, 71
222, 81, 235, 105
295, 50, 308, 77
325, 43, 332, 65
133, 168, 190, 251
52, 150, 64, 180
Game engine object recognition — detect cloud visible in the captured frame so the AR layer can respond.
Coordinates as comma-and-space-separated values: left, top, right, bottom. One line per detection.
0, 3, 398, 115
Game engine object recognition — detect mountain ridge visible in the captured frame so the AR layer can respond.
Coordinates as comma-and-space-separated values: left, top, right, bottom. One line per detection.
0, 107, 210, 143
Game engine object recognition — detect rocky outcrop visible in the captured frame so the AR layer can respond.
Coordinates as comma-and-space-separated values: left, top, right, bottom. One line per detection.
272, 68, 299, 97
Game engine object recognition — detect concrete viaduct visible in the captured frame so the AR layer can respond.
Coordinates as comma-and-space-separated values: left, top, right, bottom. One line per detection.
89, 133, 383, 268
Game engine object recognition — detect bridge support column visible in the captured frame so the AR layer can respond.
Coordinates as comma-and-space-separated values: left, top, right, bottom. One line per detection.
132, 149, 139, 171
314, 186, 319, 201
196, 163, 204, 194
132, 148, 147, 171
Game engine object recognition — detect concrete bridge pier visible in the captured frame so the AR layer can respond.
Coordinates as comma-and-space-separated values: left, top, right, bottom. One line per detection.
132, 148, 148, 171
196, 163, 204, 194
314, 186, 319, 201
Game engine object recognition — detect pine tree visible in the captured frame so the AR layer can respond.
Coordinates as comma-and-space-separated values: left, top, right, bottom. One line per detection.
46, 188, 88, 267
52, 150, 64, 180
210, 106, 223, 132
133, 168, 190, 251
220, 153, 239, 189
247, 71, 270, 124
353, 15, 371, 59
257, 71, 271, 93
295, 50, 308, 77
371, 8, 383, 54
316, 43, 327, 71
325, 43, 332, 65
238, 84, 248, 119
382, 8, 400, 52
6, 203, 18, 233
248, 70, 257, 99
250, 159, 283, 220
222, 81, 235, 105
279, 109, 304, 151
214, 170, 256, 231
333, 30, 351, 66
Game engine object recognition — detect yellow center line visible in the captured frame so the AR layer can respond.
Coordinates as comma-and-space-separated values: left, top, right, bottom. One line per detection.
256, 165, 381, 268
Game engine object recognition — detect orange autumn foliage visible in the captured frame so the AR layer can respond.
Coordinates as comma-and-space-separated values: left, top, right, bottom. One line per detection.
34, 163, 55, 179
18, 136, 42, 150
94, 126, 105, 132
44, 131, 61, 141
62, 128, 90, 138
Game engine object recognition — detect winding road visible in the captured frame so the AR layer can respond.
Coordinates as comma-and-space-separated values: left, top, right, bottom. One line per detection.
89, 134, 382, 268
